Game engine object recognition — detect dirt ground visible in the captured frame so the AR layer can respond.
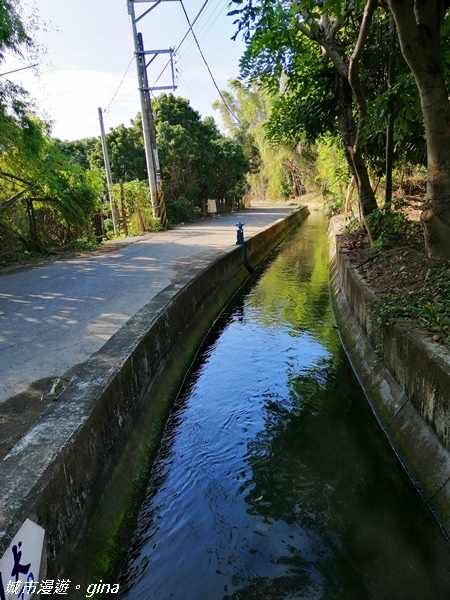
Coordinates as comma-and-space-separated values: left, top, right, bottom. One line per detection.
338, 182, 450, 350
0, 366, 83, 461
339, 185, 426, 295
0, 241, 130, 461
339, 226, 428, 298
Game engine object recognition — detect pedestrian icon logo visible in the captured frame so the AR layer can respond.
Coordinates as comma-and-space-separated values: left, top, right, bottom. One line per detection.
0, 519, 45, 600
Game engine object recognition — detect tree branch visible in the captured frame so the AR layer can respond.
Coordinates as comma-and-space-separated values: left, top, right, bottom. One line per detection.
296, 20, 314, 41
0, 190, 27, 216
329, 3, 352, 39
0, 169, 32, 186
349, 0, 378, 122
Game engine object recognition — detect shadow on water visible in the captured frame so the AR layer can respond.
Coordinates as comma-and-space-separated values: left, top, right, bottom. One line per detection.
117, 209, 450, 600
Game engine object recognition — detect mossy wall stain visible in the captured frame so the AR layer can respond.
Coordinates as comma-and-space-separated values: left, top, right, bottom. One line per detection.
329, 218, 450, 536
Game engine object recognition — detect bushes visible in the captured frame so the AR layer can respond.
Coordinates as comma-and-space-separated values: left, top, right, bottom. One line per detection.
110, 180, 162, 235
165, 198, 195, 225
109, 181, 199, 232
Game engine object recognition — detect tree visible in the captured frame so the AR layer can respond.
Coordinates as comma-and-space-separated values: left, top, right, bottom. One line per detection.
154, 94, 249, 208
88, 96, 250, 218
210, 136, 250, 201
213, 79, 262, 176
0, 0, 42, 153
232, 0, 383, 238
0, 0, 32, 58
89, 116, 146, 182
56, 137, 99, 171
153, 95, 212, 202
256, 7, 426, 185
215, 80, 313, 202
0, 3, 100, 255
0, 115, 100, 252
387, 1, 450, 258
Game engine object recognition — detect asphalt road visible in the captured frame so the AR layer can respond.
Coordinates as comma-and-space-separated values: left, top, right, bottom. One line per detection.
0, 205, 296, 403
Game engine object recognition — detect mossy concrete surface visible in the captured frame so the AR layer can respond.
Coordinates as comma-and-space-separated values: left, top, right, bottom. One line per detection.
329, 217, 450, 537
0, 205, 309, 582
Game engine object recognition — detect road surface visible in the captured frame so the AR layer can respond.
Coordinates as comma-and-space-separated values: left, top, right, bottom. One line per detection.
0, 206, 297, 403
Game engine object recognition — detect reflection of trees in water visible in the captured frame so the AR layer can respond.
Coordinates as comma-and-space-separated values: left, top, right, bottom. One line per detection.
244, 354, 355, 523
245, 220, 339, 356
230, 353, 368, 599
230, 346, 450, 599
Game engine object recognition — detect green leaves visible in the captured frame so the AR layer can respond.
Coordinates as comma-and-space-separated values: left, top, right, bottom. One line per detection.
153, 94, 249, 207
0, 0, 33, 60
89, 116, 146, 182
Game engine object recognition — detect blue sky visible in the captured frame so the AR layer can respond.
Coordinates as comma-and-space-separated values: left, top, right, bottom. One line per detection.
4, 0, 246, 140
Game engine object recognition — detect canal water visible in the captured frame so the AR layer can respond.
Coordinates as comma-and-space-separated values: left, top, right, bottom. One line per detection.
117, 209, 450, 599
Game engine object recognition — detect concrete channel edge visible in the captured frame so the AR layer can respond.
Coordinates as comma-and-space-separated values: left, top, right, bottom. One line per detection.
328, 217, 450, 539
0, 205, 310, 582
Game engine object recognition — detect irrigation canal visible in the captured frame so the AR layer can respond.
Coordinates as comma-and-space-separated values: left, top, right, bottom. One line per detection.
116, 209, 450, 599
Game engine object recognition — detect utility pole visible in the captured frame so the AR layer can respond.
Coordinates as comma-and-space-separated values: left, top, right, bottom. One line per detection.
98, 107, 118, 235
127, 0, 176, 227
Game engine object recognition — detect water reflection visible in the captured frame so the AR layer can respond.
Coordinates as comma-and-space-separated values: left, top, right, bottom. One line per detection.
117, 210, 450, 600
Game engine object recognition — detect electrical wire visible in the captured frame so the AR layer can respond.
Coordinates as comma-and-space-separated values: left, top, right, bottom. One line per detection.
182, 0, 229, 58
152, 0, 211, 88
103, 56, 135, 114
176, 55, 214, 114
179, 0, 239, 123
196, 0, 229, 37
0, 63, 38, 77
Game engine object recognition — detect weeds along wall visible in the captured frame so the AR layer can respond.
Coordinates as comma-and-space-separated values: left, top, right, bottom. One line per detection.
329, 217, 450, 538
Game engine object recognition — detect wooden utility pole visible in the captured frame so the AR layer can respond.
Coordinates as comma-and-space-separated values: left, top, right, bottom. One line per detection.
98, 107, 118, 235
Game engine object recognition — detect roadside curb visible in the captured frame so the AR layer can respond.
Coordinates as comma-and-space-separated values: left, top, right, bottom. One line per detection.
328, 217, 450, 538
0, 206, 309, 585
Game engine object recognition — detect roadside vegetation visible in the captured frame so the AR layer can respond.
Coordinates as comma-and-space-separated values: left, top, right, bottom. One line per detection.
227, 0, 450, 350
3, 0, 450, 346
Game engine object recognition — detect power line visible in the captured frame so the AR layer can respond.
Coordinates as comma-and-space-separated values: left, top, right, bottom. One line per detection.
182, 0, 229, 59
152, 0, 210, 88
103, 56, 135, 113
179, 0, 239, 123
196, 0, 229, 37
175, 56, 215, 115
0, 63, 38, 77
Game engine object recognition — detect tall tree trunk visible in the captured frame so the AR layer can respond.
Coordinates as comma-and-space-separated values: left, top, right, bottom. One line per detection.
345, 176, 356, 213
388, 0, 450, 258
335, 75, 378, 236
384, 14, 396, 213
298, 1, 379, 240
26, 198, 38, 250
347, 0, 380, 231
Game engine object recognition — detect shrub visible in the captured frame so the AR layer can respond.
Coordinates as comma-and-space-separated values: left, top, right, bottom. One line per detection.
165, 198, 195, 225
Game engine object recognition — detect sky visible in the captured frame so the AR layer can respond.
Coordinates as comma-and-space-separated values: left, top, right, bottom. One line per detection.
3, 0, 247, 140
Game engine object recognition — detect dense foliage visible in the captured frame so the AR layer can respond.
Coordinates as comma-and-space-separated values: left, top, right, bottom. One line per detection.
6, 0, 450, 262
214, 79, 315, 202
0, 0, 252, 260
229, 0, 450, 256
153, 94, 249, 211
89, 95, 250, 221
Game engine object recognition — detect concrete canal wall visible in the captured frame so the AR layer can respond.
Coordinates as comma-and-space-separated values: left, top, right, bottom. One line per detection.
0, 206, 309, 582
329, 218, 450, 538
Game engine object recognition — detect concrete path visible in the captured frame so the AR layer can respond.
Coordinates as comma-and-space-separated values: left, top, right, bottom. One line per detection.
0, 205, 297, 403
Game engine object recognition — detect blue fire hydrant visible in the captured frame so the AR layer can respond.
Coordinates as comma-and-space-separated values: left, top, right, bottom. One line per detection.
235, 222, 245, 245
